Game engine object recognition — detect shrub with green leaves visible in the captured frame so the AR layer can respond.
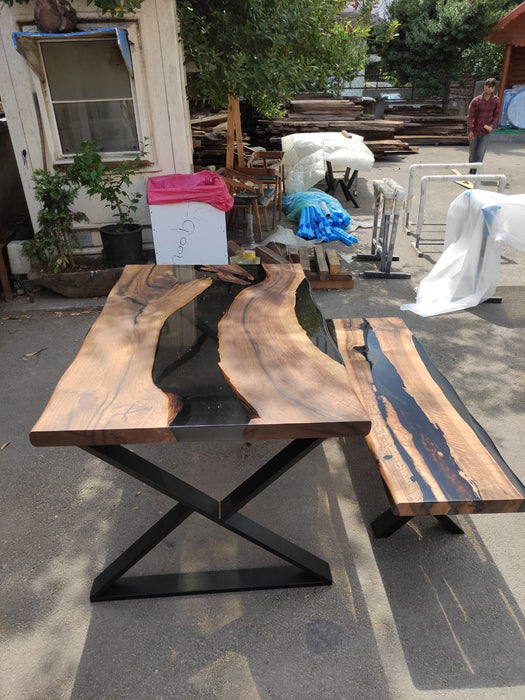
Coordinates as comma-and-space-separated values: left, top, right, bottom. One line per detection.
22, 169, 87, 273
69, 140, 147, 230
370, 0, 516, 101
177, 0, 378, 117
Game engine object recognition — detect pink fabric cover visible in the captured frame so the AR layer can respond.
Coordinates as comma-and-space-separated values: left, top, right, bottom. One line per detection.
147, 171, 233, 211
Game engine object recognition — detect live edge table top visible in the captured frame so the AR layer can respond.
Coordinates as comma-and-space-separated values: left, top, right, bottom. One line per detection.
30, 263, 371, 447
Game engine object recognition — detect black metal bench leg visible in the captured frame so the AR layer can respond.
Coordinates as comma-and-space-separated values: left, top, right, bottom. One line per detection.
371, 509, 412, 538
340, 169, 359, 208
435, 515, 464, 534
371, 510, 465, 538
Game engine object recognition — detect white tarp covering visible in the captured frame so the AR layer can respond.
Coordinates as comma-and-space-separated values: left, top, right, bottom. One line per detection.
281, 132, 375, 194
401, 190, 525, 317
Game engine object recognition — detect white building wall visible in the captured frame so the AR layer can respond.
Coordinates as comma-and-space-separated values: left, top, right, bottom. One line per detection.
0, 0, 193, 244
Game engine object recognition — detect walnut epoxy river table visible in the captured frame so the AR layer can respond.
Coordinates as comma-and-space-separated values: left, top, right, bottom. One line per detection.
30, 263, 370, 601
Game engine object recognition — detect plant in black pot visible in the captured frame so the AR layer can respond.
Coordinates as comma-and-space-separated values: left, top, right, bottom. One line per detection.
70, 140, 148, 268
21, 168, 124, 297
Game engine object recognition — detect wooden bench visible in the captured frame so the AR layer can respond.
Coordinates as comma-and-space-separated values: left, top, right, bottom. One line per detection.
331, 317, 525, 537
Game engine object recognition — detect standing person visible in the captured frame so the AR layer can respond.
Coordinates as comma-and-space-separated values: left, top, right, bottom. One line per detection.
467, 78, 501, 172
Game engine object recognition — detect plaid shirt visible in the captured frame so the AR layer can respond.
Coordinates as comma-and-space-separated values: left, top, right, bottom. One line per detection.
467, 94, 500, 136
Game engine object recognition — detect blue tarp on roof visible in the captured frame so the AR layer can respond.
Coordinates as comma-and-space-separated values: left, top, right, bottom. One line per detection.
12, 28, 133, 79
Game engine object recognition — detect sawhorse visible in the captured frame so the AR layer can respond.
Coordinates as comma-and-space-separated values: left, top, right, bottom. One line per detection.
325, 161, 359, 208
355, 179, 411, 279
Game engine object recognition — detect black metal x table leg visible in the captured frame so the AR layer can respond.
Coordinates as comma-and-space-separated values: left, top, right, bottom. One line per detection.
82, 438, 331, 601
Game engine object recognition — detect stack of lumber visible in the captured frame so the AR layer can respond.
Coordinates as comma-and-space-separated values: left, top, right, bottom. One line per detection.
253, 242, 354, 290
190, 99, 467, 165
364, 139, 418, 156
191, 111, 251, 167
256, 95, 395, 141
287, 98, 364, 121
258, 114, 399, 141
258, 97, 468, 149
391, 114, 467, 136
385, 105, 468, 145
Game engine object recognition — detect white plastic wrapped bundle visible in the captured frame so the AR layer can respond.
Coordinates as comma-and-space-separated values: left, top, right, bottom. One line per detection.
401, 190, 525, 317
281, 132, 375, 193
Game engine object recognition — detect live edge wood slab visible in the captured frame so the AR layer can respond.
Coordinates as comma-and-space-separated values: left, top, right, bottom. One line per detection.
333, 317, 525, 518
30, 264, 370, 448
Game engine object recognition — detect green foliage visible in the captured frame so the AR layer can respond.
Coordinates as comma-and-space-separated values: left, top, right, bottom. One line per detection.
84, 0, 143, 17
370, 0, 515, 98
462, 42, 506, 82
176, 0, 379, 117
21, 141, 148, 272
22, 169, 87, 273
69, 140, 148, 230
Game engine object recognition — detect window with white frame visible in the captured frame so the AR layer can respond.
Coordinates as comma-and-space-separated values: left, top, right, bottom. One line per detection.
13, 28, 141, 157
41, 37, 139, 155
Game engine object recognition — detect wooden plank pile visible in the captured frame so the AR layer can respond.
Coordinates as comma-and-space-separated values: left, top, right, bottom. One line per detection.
287, 98, 364, 121
391, 114, 467, 136
384, 104, 468, 145
190, 98, 468, 166
257, 97, 468, 150
227, 239, 353, 288
364, 139, 418, 157
191, 111, 251, 167
256, 95, 396, 142
260, 114, 401, 141
255, 242, 354, 289
394, 134, 469, 146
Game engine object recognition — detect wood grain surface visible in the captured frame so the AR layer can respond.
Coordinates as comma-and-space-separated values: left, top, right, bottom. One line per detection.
333, 317, 525, 516
218, 263, 370, 439
30, 264, 370, 447
30, 266, 213, 446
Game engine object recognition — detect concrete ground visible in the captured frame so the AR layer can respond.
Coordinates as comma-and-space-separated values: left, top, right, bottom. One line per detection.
1, 140, 524, 700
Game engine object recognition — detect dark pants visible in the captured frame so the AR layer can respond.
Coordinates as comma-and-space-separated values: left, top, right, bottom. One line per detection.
469, 133, 490, 164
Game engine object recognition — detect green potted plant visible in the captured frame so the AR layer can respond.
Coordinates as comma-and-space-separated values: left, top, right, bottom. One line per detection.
22, 168, 86, 274
21, 168, 124, 297
70, 139, 148, 268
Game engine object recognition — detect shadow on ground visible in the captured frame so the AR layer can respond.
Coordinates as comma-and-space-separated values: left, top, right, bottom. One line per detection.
341, 438, 525, 691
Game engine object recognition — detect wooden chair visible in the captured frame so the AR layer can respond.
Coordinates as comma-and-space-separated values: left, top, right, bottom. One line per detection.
220, 171, 263, 241
229, 166, 279, 232
219, 168, 276, 240
246, 150, 285, 222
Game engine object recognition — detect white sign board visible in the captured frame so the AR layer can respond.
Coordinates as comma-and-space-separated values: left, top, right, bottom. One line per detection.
149, 200, 228, 265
